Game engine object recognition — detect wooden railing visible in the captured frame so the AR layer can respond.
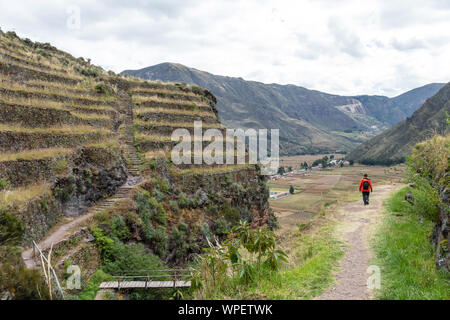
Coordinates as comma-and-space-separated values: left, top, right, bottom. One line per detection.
111, 269, 192, 290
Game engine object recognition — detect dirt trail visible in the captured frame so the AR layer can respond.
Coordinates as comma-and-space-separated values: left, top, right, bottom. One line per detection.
316, 184, 402, 300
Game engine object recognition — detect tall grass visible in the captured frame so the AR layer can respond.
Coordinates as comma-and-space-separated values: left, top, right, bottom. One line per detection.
372, 187, 450, 299
191, 221, 344, 299
245, 224, 344, 299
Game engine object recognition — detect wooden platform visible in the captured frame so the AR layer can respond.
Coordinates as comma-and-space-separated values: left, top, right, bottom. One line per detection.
99, 280, 191, 289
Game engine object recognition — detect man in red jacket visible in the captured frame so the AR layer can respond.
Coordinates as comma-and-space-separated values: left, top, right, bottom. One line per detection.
359, 174, 373, 205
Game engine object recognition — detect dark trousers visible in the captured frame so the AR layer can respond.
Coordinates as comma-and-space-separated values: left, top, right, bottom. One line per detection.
362, 192, 370, 205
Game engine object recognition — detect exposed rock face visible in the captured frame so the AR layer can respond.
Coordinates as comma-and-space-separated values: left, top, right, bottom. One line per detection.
335, 100, 366, 114
53, 165, 127, 218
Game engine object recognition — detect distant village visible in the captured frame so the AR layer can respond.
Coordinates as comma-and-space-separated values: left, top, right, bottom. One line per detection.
270, 155, 353, 181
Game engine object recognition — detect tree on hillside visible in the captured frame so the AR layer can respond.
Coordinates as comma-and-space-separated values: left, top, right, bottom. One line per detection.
289, 185, 295, 194
277, 166, 286, 175
349, 160, 354, 166
330, 155, 334, 160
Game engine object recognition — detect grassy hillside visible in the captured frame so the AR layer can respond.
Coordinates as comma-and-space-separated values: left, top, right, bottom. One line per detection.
347, 82, 450, 165
0, 30, 272, 299
122, 63, 444, 155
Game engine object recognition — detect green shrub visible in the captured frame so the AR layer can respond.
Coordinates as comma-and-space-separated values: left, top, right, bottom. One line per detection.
0, 178, 10, 191
78, 269, 113, 300
220, 204, 240, 225
102, 241, 165, 274
191, 221, 288, 298
110, 215, 131, 241
213, 217, 230, 237
0, 211, 24, 245
155, 177, 170, 193
54, 159, 68, 174
90, 226, 114, 258
289, 185, 295, 194
169, 200, 180, 215
0, 246, 50, 300
95, 85, 106, 94
153, 189, 166, 202
177, 192, 189, 209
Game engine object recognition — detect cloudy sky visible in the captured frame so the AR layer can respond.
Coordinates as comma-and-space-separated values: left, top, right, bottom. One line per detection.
1, 0, 450, 96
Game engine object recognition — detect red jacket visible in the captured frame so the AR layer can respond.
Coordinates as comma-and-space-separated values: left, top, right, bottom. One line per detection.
359, 178, 373, 192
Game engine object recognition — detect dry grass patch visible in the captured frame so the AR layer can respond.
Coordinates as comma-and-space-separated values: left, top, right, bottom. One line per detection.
0, 147, 73, 162
0, 96, 67, 110
24, 79, 92, 92
135, 133, 172, 142
0, 56, 82, 81
69, 104, 115, 112
0, 183, 51, 206
70, 112, 111, 121
0, 124, 111, 135
133, 95, 209, 107
0, 46, 67, 73
135, 107, 214, 117
134, 119, 224, 129
131, 87, 198, 97
85, 139, 120, 149
144, 150, 168, 159
0, 80, 116, 103
136, 132, 224, 143
174, 164, 250, 175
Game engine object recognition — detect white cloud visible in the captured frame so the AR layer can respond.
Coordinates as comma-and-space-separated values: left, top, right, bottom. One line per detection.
0, 0, 449, 96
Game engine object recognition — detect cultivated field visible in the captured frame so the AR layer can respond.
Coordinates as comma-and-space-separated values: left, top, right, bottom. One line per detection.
269, 163, 406, 235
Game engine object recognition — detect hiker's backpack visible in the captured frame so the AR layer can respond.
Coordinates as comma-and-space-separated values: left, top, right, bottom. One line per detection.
363, 180, 370, 190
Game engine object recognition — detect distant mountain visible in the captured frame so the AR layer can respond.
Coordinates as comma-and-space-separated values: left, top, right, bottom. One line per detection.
347, 82, 450, 165
122, 63, 445, 155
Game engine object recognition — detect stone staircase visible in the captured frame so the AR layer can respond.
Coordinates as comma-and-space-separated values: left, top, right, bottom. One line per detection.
122, 102, 142, 176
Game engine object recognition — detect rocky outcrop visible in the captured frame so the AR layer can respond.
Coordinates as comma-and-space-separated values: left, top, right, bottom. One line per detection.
52, 148, 127, 217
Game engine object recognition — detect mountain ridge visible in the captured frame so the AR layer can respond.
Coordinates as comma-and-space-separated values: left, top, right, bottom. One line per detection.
122, 62, 445, 155
346, 82, 450, 164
